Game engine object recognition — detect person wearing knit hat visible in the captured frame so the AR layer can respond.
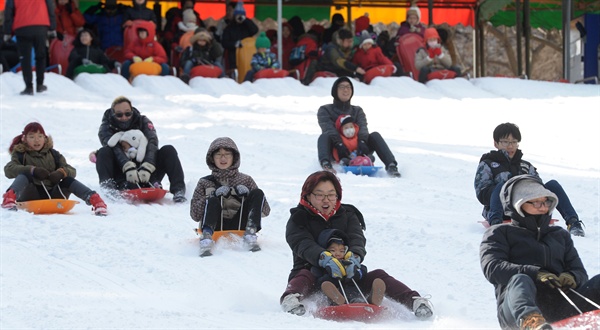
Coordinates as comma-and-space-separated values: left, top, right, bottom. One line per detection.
316, 77, 401, 177
243, 31, 280, 82
351, 30, 394, 80
414, 27, 461, 83
480, 174, 600, 330
179, 27, 225, 83
397, 3, 426, 38
475, 122, 585, 236
233, 0, 246, 22
177, 9, 199, 33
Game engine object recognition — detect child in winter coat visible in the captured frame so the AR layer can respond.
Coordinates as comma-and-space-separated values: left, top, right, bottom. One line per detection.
2, 122, 108, 216
351, 30, 394, 82
243, 32, 280, 82
66, 29, 113, 79
331, 115, 374, 167
396, 3, 426, 38
414, 28, 461, 83
311, 229, 385, 306
121, 21, 169, 80
190, 137, 271, 255
179, 28, 225, 83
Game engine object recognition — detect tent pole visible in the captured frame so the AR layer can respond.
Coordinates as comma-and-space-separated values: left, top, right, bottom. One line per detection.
562, 0, 572, 81
277, 0, 282, 67
516, 0, 523, 76
428, 0, 434, 26
524, 0, 531, 78
346, 0, 352, 30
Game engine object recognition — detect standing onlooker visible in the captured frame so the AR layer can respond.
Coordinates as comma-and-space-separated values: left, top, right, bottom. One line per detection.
317, 77, 401, 177
214, 1, 236, 43
122, 0, 157, 28
54, 0, 85, 39
221, 0, 258, 70
3, 0, 57, 95
83, 0, 127, 51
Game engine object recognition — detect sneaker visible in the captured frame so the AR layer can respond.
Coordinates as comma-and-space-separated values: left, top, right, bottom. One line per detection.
567, 219, 585, 237
281, 293, 305, 316
88, 193, 107, 216
321, 281, 346, 305
2, 189, 17, 211
20, 87, 34, 95
173, 191, 187, 203
413, 295, 434, 320
520, 312, 552, 330
368, 278, 386, 306
36, 84, 47, 93
386, 164, 401, 178
321, 160, 336, 173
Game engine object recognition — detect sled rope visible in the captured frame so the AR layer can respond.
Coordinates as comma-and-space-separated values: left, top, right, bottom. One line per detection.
351, 278, 369, 304
557, 288, 583, 314
569, 288, 600, 309
337, 279, 350, 304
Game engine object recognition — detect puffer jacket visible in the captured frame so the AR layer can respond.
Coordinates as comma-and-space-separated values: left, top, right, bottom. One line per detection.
123, 20, 167, 63
286, 203, 366, 280
480, 176, 588, 309
55, 0, 85, 37
414, 45, 452, 71
4, 136, 76, 187
316, 41, 357, 75
250, 51, 279, 71
190, 137, 270, 223
97, 107, 159, 169
180, 41, 224, 66
351, 45, 392, 71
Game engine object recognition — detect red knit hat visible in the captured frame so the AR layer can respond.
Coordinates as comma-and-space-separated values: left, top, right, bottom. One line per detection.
424, 28, 441, 42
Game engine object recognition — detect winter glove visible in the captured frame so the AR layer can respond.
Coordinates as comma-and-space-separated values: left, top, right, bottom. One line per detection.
3, 35, 11, 42
343, 251, 363, 280
122, 161, 139, 184
31, 167, 50, 180
334, 143, 350, 159
427, 48, 436, 59
433, 47, 442, 57
82, 58, 92, 65
215, 185, 231, 198
537, 271, 561, 288
48, 169, 67, 185
48, 30, 57, 39
235, 40, 242, 48
357, 140, 370, 156
318, 251, 346, 279
132, 56, 142, 63
137, 162, 155, 183
558, 272, 577, 289
143, 57, 154, 62
234, 185, 249, 197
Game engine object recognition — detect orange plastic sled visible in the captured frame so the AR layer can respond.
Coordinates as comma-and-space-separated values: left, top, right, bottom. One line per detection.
129, 61, 162, 79
122, 187, 168, 202
314, 303, 386, 322
194, 229, 244, 241
18, 199, 79, 214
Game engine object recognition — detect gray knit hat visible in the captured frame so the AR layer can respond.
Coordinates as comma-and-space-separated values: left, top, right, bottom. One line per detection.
510, 176, 558, 217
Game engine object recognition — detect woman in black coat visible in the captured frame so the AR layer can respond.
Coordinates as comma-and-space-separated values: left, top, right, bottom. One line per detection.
66, 28, 112, 79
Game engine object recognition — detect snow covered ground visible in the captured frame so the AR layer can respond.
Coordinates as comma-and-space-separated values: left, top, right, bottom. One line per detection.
0, 72, 599, 329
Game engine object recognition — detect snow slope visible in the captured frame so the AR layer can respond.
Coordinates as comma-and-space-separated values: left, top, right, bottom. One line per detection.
1, 72, 599, 329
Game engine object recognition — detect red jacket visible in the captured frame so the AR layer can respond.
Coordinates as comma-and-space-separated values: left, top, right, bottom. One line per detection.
124, 21, 167, 64
3, 0, 56, 33
55, 1, 85, 37
332, 115, 359, 162
351, 45, 393, 71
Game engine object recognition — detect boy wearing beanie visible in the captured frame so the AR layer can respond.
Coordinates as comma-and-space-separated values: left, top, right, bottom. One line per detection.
243, 31, 280, 82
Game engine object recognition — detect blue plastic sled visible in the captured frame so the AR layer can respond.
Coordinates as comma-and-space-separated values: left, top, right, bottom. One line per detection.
341, 166, 382, 177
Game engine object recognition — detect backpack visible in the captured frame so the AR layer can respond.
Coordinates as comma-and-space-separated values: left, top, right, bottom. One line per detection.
289, 44, 307, 66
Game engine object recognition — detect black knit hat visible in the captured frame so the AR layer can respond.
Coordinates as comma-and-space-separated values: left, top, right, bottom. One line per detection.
331, 76, 353, 101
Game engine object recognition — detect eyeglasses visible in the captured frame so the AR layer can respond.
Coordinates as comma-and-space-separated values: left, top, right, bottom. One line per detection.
311, 193, 338, 201
338, 85, 352, 90
525, 199, 553, 209
115, 111, 133, 118
498, 140, 519, 147
214, 152, 233, 159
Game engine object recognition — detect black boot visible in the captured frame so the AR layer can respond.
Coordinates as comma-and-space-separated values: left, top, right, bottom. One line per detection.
36, 84, 48, 93
20, 87, 34, 95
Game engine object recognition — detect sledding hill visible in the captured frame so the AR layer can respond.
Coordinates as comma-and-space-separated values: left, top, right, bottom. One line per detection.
0, 72, 599, 329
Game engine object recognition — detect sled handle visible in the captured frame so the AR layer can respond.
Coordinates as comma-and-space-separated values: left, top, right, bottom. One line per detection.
569, 288, 600, 309
337, 279, 350, 304
351, 278, 369, 304
41, 182, 67, 200
558, 288, 583, 314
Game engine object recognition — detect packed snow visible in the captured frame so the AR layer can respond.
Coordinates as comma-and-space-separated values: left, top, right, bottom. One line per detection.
0, 72, 599, 329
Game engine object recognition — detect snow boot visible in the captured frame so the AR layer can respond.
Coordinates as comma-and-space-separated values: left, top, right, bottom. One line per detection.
386, 164, 401, 178
172, 191, 187, 203
281, 293, 305, 316
320, 160, 336, 173
243, 227, 260, 252
567, 218, 585, 237
321, 281, 346, 305
36, 84, 48, 93
20, 87, 34, 95
413, 295, 434, 320
520, 312, 552, 330
2, 189, 17, 211
199, 231, 215, 257
368, 278, 386, 306
88, 193, 107, 216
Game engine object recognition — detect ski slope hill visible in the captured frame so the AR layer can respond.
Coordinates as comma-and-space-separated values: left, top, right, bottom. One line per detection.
0, 72, 599, 329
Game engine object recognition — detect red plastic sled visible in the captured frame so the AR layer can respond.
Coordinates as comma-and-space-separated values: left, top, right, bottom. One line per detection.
49, 34, 75, 76
253, 68, 289, 80
122, 187, 167, 202
363, 65, 395, 84
18, 199, 79, 214
552, 310, 600, 329
190, 65, 223, 78
314, 303, 386, 322
395, 33, 424, 81
427, 69, 457, 81
478, 219, 558, 228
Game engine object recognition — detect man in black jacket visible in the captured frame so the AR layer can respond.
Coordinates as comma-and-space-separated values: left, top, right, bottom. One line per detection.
95, 96, 186, 203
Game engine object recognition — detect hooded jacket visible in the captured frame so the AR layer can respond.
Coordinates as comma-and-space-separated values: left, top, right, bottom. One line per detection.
190, 137, 270, 223
181, 30, 224, 66
317, 77, 370, 146
351, 44, 393, 71
4, 136, 76, 187
97, 107, 159, 169
316, 30, 358, 75
480, 175, 587, 319
123, 20, 167, 63
67, 29, 112, 77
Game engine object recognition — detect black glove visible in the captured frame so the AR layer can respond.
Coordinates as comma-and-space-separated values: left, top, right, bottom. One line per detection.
357, 140, 370, 156
234, 185, 249, 197
215, 185, 231, 198
48, 169, 66, 185
31, 167, 50, 180
537, 271, 561, 288
334, 143, 350, 159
